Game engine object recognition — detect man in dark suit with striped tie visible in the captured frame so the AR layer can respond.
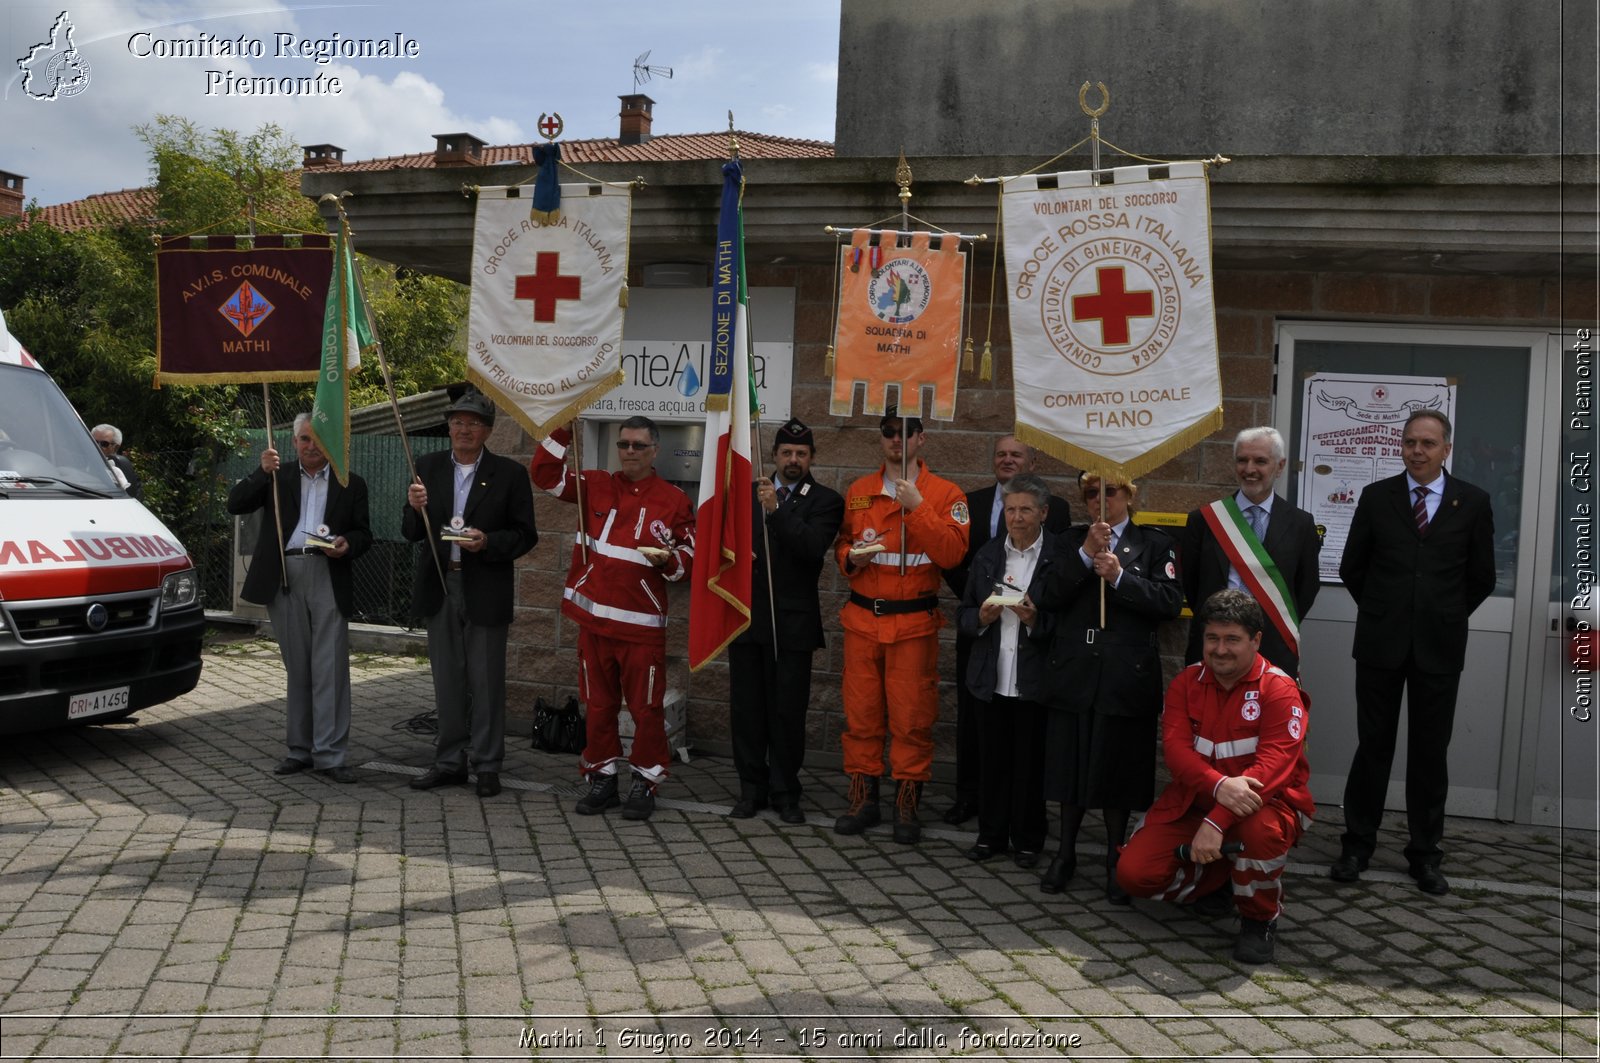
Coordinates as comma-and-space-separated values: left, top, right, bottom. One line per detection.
1332, 410, 1496, 897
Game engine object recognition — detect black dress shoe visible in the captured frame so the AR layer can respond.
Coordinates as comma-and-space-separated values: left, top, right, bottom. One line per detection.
1040, 853, 1075, 894
777, 801, 806, 825
322, 765, 358, 784
273, 758, 310, 775
1013, 849, 1041, 869
730, 797, 767, 819
409, 767, 468, 790
941, 796, 979, 826
1410, 865, 1450, 896
1329, 853, 1364, 882
966, 842, 1006, 862
475, 771, 501, 797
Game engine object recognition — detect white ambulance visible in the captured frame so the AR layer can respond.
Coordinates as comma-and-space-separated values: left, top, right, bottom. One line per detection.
0, 309, 203, 733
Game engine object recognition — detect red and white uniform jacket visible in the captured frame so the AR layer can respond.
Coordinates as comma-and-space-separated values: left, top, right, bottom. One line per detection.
1148, 655, 1314, 834
530, 428, 695, 645
834, 462, 970, 642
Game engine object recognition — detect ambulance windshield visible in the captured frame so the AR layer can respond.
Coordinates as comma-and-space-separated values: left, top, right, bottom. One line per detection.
0, 363, 122, 495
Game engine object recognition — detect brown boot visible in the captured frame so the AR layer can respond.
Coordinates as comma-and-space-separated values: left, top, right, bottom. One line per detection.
892, 780, 923, 844
833, 774, 881, 835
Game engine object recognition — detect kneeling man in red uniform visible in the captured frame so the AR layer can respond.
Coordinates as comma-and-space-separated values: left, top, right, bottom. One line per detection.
1115, 588, 1313, 965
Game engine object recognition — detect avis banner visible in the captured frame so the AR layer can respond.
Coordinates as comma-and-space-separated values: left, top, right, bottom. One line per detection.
155, 235, 333, 385
1001, 161, 1222, 480
830, 229, 965, 421
467, 183, 630, 437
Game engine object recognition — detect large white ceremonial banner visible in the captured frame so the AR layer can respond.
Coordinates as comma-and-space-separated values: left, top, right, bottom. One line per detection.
467, 183, 630, 437
1001, 161, 1222, 480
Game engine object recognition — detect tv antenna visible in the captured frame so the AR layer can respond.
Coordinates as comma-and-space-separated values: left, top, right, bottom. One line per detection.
632, 50, 673, 89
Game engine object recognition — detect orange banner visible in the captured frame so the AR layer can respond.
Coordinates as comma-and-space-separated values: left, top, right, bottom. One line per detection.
830, 230, 965, 420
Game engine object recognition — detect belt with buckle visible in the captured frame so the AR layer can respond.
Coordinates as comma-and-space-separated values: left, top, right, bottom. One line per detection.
283, 547, 320, 556
448, 561, 463, 572
849, 591, 938, 617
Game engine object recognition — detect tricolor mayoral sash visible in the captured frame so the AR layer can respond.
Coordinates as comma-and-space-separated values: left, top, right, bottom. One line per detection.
1000, 161, 1222, 481
830, 229, 965, 420
467, 183, 630, 437
1200, 496, 1301, 657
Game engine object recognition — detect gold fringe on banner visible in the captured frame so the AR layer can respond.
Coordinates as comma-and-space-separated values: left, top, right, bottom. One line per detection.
704, 393, 730, 412
469, 365, 625, 441
529, 208, 562, 227
618, 282, 629, 309
1014, 406, 1223, 486
979, 341, 993, 382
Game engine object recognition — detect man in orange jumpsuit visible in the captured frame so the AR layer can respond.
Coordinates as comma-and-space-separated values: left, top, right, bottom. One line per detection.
1115, 589, 1314, 965
834, 406, 970, 843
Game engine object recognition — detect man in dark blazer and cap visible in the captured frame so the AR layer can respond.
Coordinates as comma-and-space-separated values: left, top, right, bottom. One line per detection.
403, 385, 538, 798
728, 418, 844, 823
228, 413, 372, 782
1332, 409, 1495, 897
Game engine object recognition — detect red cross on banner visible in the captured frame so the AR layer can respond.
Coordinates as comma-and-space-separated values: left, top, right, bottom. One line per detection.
1072, 266, 1155, 347
514, 252, 582, 322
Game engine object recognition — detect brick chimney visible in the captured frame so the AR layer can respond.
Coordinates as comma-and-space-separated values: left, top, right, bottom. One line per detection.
433, 133, 486, 167
618, 94, 655, 145
0, 172, 25, 220
301, 144, 345, 169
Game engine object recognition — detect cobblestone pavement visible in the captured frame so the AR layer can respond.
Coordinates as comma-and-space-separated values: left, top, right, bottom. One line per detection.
0, 640, 1595, 1062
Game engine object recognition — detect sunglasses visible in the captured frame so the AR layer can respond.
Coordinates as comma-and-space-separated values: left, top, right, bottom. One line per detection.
616, 440, 654, 452
96, 440, 116, 448
1082, 486, 1124, 500
881, 425, 920, 439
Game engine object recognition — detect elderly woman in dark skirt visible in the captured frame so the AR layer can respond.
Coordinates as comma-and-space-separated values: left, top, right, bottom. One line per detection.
1034, 472, 1183, 902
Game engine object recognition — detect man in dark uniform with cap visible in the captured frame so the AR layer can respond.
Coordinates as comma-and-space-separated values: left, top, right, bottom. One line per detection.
403, 385, 538, 798
728, 418, 844, 823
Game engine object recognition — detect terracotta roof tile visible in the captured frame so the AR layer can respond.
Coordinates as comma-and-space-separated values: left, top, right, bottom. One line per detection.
31, 130, 833, 231
31, 187, 157, 231
318, 131, 833, 173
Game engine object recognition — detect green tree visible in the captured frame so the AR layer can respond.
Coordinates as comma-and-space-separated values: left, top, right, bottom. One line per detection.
0, 115, 469, 603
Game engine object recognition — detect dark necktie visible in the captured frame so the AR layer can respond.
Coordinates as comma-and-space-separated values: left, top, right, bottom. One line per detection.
1413, 485, 1430, 536
776, 485, 791, 504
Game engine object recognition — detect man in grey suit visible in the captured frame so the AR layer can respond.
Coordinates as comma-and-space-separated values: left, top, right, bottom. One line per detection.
227, 413, 372, 782
1179, 426, 1321, 677
403, 386, 538, 798
1332, 409, 1495, 897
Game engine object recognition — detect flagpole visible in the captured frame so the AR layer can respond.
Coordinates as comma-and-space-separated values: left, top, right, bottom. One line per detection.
323, 193, 449, 596
729, 114, 780, 654
243, 194, 289, 592
572, 418, 589, 566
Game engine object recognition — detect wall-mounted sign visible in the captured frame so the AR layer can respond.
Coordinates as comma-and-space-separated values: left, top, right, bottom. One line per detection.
580, 288, 794, 425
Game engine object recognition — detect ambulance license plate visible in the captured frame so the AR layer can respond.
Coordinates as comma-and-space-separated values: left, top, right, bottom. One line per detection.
67, 686, 130, 720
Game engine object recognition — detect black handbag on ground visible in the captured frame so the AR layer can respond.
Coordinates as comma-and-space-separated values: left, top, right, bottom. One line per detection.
531, 695, 586, 754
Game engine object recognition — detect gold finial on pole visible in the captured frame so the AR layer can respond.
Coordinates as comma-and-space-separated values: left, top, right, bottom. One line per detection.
896, 148, 913, 211
1079, 81, 1111, 185
728, 110, 739, 159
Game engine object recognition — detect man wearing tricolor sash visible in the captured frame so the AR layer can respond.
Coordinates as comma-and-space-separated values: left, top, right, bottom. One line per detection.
1179, 428, 1322, 677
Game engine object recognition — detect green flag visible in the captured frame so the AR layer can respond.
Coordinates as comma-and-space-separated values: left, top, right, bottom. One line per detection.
310, 219, 374, 485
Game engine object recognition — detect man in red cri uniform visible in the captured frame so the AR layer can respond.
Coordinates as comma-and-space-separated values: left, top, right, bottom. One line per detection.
833, 406, 970, 843
530, 416, 695, 822
1115, 589, 1314, 965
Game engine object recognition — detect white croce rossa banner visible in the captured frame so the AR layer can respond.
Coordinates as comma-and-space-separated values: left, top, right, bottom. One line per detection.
1002, 161, 1222, 480
467, 183, 631, 437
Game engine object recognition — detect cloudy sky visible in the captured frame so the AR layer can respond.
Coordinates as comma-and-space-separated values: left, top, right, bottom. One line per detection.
2, 0, 841, 207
